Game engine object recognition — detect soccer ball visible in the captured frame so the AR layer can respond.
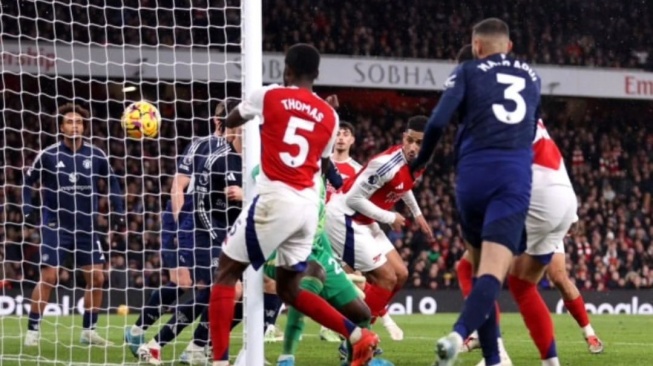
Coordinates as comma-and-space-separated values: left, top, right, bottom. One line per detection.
121, 101, 161, 139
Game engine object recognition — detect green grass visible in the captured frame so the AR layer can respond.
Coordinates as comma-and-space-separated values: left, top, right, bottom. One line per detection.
0, 313, 650, 365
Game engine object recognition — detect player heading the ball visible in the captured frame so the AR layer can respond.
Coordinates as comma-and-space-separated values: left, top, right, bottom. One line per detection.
23, 103, 125, 347
207, 43, 380, 366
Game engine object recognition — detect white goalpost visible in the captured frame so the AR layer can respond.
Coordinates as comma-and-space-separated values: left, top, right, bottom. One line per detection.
237, 0, 265, 364
0, 0, 264, 365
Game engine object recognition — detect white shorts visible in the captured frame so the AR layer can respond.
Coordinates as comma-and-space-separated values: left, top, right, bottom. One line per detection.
223, 191, 319, 270
525, 185, 577, 257
325, 208, 394, 273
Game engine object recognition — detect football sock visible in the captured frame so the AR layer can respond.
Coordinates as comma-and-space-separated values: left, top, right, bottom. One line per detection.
453, 274, 501, 340
27, 311, 42, 331
156, 288, 209, 347
457, 257, 474, 298
363, 284, 394, 318
135, 282, 182, 331
82, 311, 99, 330
209, 284, 236, 361
292, 290, 358, 341
263, 293, 282, 330
192, 307, 211, 348
508, 275, 557, 360
563, 296, 593, 335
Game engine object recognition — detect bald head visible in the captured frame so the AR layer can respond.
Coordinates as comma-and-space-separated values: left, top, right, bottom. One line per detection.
471, 18, 512, 59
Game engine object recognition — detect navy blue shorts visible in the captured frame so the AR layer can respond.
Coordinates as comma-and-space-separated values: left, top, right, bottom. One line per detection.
456, 153, 531, 254
40, 226, 105, 267
160, 208, 178, 268
161, 209, 193, 269
178, 228, 225, 286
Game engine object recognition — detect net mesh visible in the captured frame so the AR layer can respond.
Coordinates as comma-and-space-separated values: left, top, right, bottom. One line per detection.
0, 0, 243, 364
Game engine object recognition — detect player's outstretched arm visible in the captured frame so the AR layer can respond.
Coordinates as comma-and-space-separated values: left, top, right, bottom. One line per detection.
344, 159, 397, 225
225, 86, 270, 128
411, 66, 466, 172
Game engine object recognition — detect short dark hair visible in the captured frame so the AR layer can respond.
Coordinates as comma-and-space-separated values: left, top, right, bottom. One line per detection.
285, 43, 320, 80
57, 103, 89, 126
472, 18, 509, 37
456, 44, 474, 63
339, 121, 355, 135
407, 115, 427, 132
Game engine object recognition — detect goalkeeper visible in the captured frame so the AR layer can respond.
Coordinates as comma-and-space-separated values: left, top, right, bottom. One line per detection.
253, 165, 373, 366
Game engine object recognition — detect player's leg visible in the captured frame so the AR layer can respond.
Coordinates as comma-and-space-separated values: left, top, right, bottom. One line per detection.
126, 212, 186, 354
183, 281, 243, 366
458, 250, 504, 358
505, 190, 579, 366
508, 253, 558, 366
547, 250, 603, 353
437, 182, 528, 366
208, 195, 276, 365
378, 247, 406, 341
273, 203, 378, 366
320, 264, 364, 343
275, 263, 378, 366
338, 221, 396, 328
140, 231, 220, 365
263, 275, 284, 343
277, 261, 327, 365
78, 235, 112, 346
25, 226, 62, 346
319, 253, 374, 365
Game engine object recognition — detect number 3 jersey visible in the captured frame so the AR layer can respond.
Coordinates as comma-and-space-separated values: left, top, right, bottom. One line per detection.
446, 53, 541, 164
238, 84, 338, 202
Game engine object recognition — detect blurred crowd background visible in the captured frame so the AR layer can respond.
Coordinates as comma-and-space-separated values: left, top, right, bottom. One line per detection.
1, 0, 652, 293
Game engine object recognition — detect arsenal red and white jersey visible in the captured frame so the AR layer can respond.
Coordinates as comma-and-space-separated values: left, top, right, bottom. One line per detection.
532, 120, 572, 189
333, 145, 424, 225
326, 158, 362, 201
239, 84, 339, 198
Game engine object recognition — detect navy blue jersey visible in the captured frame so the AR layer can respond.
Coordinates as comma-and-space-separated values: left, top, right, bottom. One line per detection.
176, 135, 226, 216
23, 141, 124, 231
194, 144, 242, 238
414, 53, 541, 168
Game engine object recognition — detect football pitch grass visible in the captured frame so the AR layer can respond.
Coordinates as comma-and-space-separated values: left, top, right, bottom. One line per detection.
0, 313, 650, 365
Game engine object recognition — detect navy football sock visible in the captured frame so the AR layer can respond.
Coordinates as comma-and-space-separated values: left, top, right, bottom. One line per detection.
155, 288, 210, 347
192, 307, 210, 347
135, 282, 182, 331
453, 274, 501, 340
263, 293, 282, 330
477, 302, 501, 365
27, 312, 42, 331
82, 311, 99, 330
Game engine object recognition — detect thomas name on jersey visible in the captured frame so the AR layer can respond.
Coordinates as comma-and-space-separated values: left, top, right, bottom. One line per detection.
281, 98, 324, 122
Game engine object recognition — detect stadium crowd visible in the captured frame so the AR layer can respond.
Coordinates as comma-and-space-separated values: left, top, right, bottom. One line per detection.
1, 92, 652, 292
1, 0, 652, 68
